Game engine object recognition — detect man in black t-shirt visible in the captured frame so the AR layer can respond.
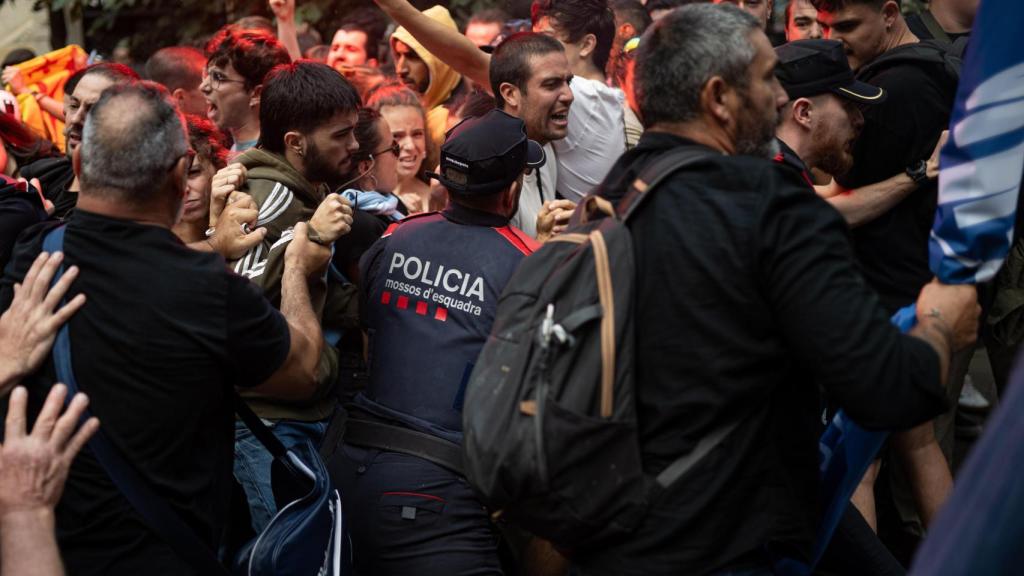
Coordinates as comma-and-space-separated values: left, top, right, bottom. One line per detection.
814, 0, 961, 557
0, 83, 331, 575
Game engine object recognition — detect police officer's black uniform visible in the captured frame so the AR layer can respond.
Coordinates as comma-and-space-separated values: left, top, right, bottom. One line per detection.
328, 110, 545, 576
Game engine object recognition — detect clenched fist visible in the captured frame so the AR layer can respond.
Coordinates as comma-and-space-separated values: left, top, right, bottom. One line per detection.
308, 193, 354, 244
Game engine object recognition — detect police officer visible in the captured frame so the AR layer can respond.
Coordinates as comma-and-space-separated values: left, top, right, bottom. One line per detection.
329, 109, 545, 575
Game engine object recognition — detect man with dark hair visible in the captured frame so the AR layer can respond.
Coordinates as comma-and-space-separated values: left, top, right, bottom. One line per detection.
785, 0, 823, 39
0, 81, 331, 576
202, 25, 290, 154
18, 62, 139, 220
229, 60, 361, 533
570, 5, 977, 574
390, 6, 468, 157
330, 109, 543, 575
466, 8, 509, 47
374, 0, 626, 204
489, 32, 574, 238
813, 0, 964, 558
145, 46, 208, 115
327, 22, 382, 69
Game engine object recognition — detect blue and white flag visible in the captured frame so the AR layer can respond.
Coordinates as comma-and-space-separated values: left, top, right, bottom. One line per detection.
929, 0, 1024, 284
794, 1, 1024, 573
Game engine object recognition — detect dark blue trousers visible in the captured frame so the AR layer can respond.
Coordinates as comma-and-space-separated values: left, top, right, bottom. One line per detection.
329, 443, 503, 576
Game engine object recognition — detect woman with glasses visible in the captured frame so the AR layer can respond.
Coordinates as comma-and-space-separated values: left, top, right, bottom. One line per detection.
337, 107, 405, 222
172, 115, 229, 244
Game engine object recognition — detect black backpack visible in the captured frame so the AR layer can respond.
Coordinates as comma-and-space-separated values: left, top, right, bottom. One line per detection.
462, 147, 738, 548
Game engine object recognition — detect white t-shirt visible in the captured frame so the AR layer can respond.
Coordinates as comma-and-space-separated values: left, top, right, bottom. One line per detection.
512, 143, 558, 238
553, 78, 627, 202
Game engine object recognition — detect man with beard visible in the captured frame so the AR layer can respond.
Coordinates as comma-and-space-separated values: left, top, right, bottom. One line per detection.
228, 61, 361, 533
572, 5, 978, 574
773, 40, 886, 185
490, 33, 576, 239
812, 0, 964, 562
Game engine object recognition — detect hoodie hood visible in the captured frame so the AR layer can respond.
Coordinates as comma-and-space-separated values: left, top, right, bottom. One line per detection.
391, 6, 462, 110
235, 147, 324, 206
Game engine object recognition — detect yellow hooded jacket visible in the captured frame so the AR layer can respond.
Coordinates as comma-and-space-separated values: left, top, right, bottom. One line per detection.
390, 5, 463, 152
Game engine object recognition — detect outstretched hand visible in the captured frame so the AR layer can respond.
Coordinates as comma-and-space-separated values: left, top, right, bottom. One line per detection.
0, 385, 99, 515
0, 252, 86, 394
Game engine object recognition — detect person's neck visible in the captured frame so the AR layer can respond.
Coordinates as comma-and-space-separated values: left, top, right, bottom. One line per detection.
395, 177, 431, 211
930, 1, 974, 33
883, 19, 919, 54
647, 119, 735, 155
572, 59, 606, 83
172, 218, 206, 244
231, 117, 260, 147
76, 192, 175, 229
775, 125, 813, 167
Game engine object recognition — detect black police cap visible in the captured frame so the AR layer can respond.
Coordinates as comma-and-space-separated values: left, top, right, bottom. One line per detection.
428, 109, 545, 196
775, 39, 887, 104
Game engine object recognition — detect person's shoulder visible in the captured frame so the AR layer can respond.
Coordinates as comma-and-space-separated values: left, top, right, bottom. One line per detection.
570, 77, 625, 108
490, 225, 539, 257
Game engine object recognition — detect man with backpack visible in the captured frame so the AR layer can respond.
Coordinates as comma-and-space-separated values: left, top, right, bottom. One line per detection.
536, 5, 976, 574
329, 109, 543, 575
814, 0, 963, 557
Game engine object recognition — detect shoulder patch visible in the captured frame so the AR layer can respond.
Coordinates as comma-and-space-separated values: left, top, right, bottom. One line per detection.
493, 226, 539, 256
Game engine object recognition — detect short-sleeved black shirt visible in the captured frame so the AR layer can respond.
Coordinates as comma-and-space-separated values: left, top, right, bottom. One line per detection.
838, 47, 957, 314
0, 209, 291, 575
578, 132, 947, 575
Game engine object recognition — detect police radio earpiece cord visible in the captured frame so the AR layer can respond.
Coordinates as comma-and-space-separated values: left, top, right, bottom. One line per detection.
332, 155, 377, 208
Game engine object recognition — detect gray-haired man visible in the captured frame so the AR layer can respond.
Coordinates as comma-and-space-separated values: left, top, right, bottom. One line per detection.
574, 4, 978, 574
0, 82, 330, 575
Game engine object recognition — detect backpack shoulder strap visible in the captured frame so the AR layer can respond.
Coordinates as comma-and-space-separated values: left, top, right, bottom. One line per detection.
44, 226, 231, 576
619, 147, 717, 222
919, 10, 952, 44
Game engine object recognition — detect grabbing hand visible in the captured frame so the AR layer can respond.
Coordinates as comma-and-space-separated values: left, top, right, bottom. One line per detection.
535, 199, 577, 243
915, 278, 980, 352
209, 193, 268, 260
0, 252, 86, 393
308, 193, 353, 244
2, 66, 27, 96
0, 385, 99, 515
285, 221, 332, 277
209, 163, 247, 229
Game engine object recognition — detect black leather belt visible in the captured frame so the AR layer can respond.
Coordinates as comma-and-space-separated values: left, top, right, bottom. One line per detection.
344, 417, 464, 476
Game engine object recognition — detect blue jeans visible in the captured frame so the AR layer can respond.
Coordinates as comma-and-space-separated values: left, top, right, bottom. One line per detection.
233, 418, 328, 532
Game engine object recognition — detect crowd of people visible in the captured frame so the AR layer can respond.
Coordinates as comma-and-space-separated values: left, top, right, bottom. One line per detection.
0, 0, 1008, 574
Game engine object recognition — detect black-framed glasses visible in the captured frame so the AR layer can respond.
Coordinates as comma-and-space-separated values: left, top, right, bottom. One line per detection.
204, 69, 247, 90
372, 140, 400, 158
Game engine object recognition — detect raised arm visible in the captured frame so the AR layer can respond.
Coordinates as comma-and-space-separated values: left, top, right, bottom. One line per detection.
270, 0, 302, 61
374, 0, 493, 91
